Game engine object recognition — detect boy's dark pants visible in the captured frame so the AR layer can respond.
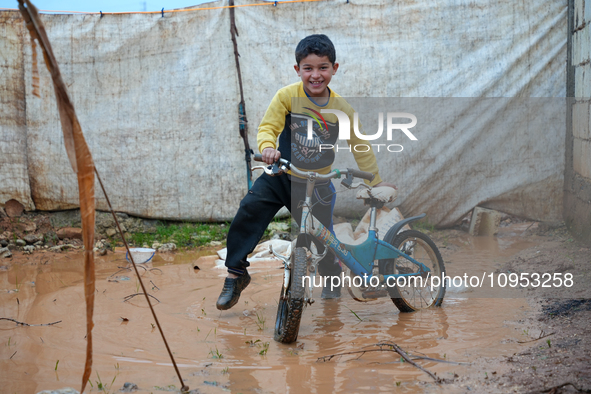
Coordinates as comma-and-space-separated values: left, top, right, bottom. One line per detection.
225, 172, 341, 277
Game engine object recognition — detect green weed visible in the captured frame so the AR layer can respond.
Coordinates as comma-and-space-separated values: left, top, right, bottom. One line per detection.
411, 219, 435, 232
94, 371, 118, 393
55, 360, 59, 371
209, 347, 223, 359
345, 306, 362, 321
245, 339, 261, 347
127, 222, 230, 249
255, 311, 266, 331
259, 342, 270, 356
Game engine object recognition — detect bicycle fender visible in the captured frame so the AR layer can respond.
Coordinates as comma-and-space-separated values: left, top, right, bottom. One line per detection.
383, 213, 427, 242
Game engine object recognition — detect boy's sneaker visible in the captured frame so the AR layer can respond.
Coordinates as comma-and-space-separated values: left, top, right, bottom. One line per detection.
216, 272, 251, 310
321, 286, 341, 299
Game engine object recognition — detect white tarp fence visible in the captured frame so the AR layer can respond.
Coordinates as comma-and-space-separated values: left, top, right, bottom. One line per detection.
0, 0, 567, 226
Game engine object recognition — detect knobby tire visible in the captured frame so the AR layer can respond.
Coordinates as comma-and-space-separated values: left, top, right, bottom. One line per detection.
274, 247, 307, 343
383, 229, 446, 312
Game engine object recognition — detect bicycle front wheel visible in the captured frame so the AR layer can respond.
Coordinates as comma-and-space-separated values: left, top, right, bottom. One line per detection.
274, 247, 307, 343
382, 230, 446, 312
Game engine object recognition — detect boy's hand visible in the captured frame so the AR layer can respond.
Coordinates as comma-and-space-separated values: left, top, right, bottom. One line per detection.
262, 148, 281, 165
374, 182, 397, 190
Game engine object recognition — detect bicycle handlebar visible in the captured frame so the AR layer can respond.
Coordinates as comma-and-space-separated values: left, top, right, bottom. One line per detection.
253, 154, 375, 182
346, 168, 375, 182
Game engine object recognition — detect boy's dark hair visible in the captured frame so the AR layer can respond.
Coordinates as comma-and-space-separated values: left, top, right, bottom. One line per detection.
295, 34, 336, 65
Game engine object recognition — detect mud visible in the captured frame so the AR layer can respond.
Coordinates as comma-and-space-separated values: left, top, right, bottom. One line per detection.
0, 221, 589, 393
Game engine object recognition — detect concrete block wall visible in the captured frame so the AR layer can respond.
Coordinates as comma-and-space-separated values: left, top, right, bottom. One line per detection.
565, 0, 591, 244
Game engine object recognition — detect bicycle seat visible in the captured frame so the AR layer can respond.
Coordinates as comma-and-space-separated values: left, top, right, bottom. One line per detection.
356, 186, 398, 203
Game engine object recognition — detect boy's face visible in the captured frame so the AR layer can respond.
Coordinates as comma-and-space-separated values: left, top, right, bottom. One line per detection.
294, 54, 339, 98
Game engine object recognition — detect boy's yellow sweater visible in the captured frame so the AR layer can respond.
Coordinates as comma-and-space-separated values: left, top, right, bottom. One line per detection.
257, 82, 382, 186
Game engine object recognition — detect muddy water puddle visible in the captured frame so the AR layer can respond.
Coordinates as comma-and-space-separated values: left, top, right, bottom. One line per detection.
1, 226, 542, 393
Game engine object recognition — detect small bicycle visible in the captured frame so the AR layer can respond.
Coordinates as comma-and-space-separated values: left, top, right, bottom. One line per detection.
252, 155, 446, 344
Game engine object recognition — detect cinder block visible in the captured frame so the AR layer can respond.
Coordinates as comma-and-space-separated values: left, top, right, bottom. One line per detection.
576, 0, 584, 28
580, 25, 590, 64
584, 64, 591, 98
469, 207, 503, 236
575, 66, 585, 98
573, 138, 591, 179
573, 30, 582, 65
573, 102, 591, 140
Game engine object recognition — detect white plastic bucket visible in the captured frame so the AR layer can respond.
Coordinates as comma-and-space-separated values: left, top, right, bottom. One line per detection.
126, 248, 156, 264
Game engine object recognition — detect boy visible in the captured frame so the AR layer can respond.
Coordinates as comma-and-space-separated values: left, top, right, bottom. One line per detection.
216, 34, 394, 310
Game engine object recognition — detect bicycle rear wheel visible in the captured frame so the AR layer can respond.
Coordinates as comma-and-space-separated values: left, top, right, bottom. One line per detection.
274, 247, 307, 343
382, 230, 445, 312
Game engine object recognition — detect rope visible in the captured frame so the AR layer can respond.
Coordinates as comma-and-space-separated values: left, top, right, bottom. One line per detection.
0, 0, 324, 15
229, 0, 253, 189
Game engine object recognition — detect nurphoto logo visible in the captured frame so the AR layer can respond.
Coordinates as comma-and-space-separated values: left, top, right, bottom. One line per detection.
308, 110, 418, 153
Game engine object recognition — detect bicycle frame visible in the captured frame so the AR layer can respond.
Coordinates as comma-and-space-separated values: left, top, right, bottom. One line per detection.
253, 154, 444, 343
298, 176, 431, 283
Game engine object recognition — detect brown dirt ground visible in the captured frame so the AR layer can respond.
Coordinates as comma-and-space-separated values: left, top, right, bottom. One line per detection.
1, 212, 590, 393
430, 225, 591, 394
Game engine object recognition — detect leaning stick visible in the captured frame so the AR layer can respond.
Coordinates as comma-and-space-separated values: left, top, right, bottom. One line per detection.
375, 342, 440, 381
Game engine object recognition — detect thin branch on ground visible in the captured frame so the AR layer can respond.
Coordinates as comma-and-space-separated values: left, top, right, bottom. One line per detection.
521, 221, 538, 236
517, 330, 555, 344
150, 280, 160, 290
109, 268, 131, 278
318, 349, 375, 361
317, 348, 467, 365
318, 341, 458, 382
410, 354, 470, 365
375, 342, 442, 382
400, 348, 469, 365
0, 318, 62, 326
109, 264, 154, 279
123, 293, 160, 303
